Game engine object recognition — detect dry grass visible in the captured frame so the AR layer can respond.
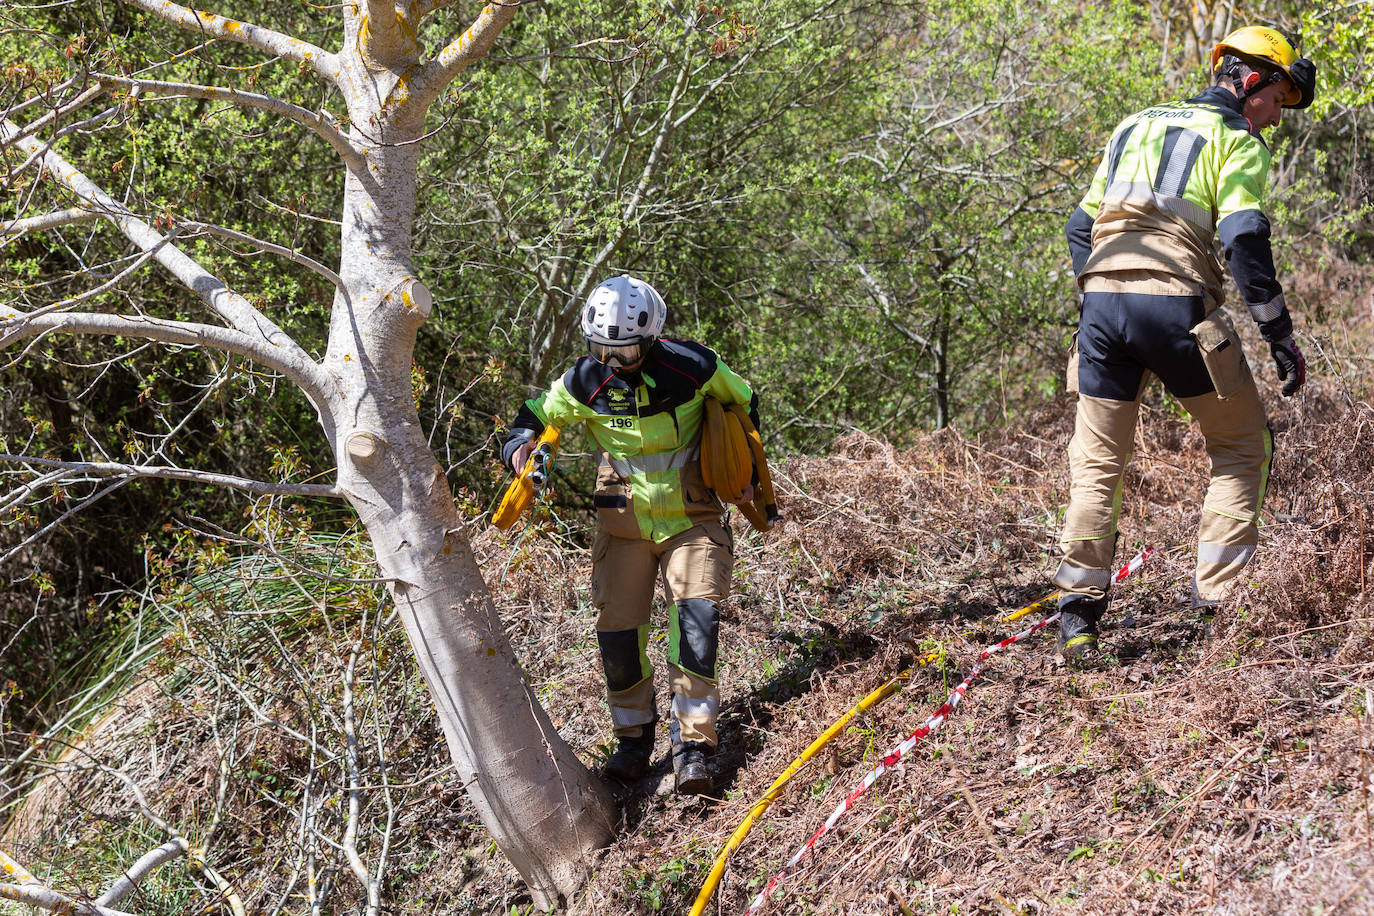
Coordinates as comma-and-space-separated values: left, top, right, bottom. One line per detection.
572, 272, 1374, 915
4, 268, 1374, 915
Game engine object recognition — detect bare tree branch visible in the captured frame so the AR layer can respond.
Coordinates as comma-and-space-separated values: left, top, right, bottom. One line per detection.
341, 648, 377, 910
1, 848, 139, 916
0, 881, 139, 916
362, 633, 396, 916
95, 761, 247, 916
1, 207, 98, 244
1, 308, 330, 407
3, 74, 84, 119
0, 82, 107, 152
180, 220, 344, 291
0, 476, 133, 566
94, 74, 367, 174
18, 227, 184, 321
0, 465, 111, 515
96, 841, 186, 906
119, 0, 342, 85
0, 118, 331, 403
0, 850, 39, 887
0, 453, 344, 499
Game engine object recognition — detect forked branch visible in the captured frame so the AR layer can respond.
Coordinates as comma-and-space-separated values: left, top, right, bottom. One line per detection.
408, 2, 522, 109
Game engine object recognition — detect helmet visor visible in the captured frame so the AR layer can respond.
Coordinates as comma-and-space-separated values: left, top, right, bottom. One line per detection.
588, 338, 652, 368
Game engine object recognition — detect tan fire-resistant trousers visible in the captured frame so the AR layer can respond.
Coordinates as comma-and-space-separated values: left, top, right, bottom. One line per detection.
590, 521, 733, 748
1055, 377, 1271, 605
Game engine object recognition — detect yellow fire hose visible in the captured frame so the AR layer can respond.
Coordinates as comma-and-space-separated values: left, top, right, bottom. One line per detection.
492, 425, 561, 531
688, 591, 1060, 914
686, 667, 917, 916
1001, 591, 1058, 623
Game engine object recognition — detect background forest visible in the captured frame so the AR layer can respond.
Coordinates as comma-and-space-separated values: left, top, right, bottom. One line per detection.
3, 0, 1374, 914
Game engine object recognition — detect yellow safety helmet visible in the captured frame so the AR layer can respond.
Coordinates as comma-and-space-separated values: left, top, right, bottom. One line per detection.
1211, 26, 1315, 110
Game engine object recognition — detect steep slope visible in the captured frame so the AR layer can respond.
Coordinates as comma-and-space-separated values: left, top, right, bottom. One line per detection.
3, 274, 1372, 916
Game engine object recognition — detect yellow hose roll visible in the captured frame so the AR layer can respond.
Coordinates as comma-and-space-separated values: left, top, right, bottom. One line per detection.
731, 403, 781, 532
701, 397, 726, 490
702, 397, 750, 501
720, 408, 752, 502
701, 398, 782, 533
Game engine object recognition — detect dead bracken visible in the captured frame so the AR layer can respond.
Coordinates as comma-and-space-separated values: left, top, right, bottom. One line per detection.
4, 271, 1374, 915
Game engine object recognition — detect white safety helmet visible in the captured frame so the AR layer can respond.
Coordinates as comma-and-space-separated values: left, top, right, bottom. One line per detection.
581, 274, 667, 368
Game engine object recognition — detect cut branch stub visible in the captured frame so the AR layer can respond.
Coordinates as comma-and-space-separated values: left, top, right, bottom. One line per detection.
384, 277, 433, 333
346, 431, 384, 461
397, 277, 432, 316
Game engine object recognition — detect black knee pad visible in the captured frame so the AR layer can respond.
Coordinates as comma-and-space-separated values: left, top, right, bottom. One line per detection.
674, 598, 719, 679
598, 629, 646, 692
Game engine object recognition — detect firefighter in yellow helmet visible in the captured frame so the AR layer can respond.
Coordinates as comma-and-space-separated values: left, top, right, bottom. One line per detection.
1053, 27, 1317, 659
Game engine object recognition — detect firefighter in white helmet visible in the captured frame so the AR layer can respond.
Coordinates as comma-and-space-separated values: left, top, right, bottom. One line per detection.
502, 275, 760, 794
1054, 26, 1316, 658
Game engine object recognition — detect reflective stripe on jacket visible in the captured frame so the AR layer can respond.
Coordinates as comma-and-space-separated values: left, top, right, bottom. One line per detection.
503, 338, 759, 543
1066, 87, 1290, 340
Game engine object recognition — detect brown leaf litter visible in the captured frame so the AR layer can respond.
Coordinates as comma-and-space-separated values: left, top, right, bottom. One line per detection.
5, 281, 1374, 915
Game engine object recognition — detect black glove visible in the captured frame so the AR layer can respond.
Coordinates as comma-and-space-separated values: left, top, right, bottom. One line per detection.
1270, 337, 1306, 397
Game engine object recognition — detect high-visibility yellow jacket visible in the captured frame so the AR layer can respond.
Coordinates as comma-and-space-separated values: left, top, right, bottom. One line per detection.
502, 339, 758, 543
1066, 86, 1291, 342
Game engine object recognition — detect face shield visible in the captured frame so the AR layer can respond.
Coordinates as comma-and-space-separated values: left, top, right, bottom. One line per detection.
588, 337, 653, 369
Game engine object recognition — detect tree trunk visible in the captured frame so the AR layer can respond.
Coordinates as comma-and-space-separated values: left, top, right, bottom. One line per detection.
1, 3, 617, 905
343, 439, 616, 908
934, 308, 950, 430
318, 47, 615, 910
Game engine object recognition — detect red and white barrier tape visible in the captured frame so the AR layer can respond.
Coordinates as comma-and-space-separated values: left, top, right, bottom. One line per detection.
741, 546, 1155, 915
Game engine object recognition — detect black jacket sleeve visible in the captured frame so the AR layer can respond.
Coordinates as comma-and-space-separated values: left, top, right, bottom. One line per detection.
1065, 207, 1095, 280
1219, 209, 1292, 341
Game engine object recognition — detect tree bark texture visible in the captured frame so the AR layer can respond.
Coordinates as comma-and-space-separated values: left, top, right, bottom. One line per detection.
3, 2, 618, 908
317, 13, 616, 908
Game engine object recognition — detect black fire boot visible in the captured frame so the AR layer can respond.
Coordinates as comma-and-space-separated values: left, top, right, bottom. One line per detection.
1191, 590, 1220, 638
603, 731, 655, 782
673, 742, 713, 796
1056, 596, 1107, 661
